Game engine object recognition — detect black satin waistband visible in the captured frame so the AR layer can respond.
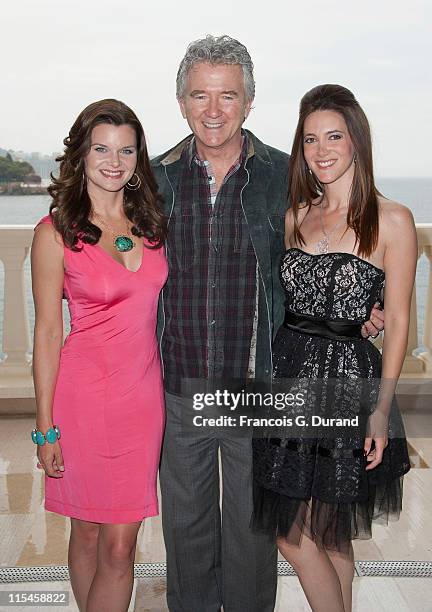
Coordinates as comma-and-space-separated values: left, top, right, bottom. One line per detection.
283, 311, 363, 341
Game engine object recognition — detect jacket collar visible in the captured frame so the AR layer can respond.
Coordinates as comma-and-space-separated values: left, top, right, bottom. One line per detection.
154, 129, 272, 168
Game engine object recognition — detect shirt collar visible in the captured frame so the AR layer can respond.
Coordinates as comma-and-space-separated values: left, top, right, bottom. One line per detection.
186, 130, 250, 169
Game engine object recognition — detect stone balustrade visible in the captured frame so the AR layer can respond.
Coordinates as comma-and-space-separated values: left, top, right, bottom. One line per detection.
0, 224, 431, 412
0, 226, 34, 409
415, 224, 432, 373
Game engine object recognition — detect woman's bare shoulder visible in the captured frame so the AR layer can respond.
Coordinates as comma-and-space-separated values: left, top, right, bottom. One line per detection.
33, 218, 64, 255
285, 203, 310, 246
378, 196, 414, 227
285, 202, 309, 225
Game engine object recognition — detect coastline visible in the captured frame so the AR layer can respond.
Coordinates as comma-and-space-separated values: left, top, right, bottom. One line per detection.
0, 186, 47, 196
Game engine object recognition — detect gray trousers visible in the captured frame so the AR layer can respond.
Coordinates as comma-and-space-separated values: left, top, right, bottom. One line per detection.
160, 392, 277, 612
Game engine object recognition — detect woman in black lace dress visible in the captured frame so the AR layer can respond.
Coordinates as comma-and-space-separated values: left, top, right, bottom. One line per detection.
252, 85, 417, 612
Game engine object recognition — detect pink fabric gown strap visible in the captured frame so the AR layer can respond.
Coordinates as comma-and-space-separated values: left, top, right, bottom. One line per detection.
34, 214, 67, 255
35, 214, 53, 229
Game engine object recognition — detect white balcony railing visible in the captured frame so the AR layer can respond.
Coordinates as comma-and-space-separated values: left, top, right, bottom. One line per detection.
0, 226, 34, 402
406, 225, 432, 374
0, 225, 431, 408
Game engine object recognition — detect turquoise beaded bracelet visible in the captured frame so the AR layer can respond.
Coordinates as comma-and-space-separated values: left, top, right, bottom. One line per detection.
31, 425, 61, 446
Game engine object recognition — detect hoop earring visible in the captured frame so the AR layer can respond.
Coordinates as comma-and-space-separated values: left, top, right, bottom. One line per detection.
126, 173, 141, 190
353, 154, 357, 164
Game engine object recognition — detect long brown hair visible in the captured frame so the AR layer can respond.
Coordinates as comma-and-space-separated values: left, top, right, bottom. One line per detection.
289, 84, 379, 257
48, 99, 166, 250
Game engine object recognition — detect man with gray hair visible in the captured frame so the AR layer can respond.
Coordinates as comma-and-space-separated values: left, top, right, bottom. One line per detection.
151, 34, 286, 611
151, 34, 385, 612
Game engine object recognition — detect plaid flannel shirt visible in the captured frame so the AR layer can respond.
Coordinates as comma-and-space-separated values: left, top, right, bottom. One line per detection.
161, 135, 257, 394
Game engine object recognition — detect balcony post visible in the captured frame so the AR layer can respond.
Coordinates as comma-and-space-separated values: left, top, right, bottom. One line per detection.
0, 230, 33, 379
402, 276, 424, 373
420, 245, 432, 373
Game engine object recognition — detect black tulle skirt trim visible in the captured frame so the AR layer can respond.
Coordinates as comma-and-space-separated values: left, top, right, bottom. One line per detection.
251, 475, 405, 553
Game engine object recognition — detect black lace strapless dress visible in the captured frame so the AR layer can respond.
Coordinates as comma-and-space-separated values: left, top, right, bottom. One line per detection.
252, 248, 410, 551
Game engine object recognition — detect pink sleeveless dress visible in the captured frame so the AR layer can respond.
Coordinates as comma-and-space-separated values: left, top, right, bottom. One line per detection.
37, 216, 167, 523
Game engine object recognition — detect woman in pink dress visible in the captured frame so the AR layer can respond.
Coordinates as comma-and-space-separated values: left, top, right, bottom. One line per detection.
31, 99, 167, 612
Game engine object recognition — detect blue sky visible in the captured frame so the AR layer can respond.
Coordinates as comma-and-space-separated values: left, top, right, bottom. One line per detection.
2, 0, 431, 176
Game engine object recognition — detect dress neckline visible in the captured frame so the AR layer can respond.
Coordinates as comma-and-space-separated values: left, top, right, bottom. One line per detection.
286, 247, 385, 275
93, 242, 144, 274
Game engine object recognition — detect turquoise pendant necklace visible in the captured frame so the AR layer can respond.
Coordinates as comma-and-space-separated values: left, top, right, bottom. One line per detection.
92, 212, 135, 252
114, 235, 134, 252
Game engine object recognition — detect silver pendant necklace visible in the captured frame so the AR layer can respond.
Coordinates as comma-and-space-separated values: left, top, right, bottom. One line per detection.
315, 200, 346, 254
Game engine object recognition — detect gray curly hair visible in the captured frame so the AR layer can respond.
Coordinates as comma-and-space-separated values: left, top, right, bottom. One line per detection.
176, 35, 255, 102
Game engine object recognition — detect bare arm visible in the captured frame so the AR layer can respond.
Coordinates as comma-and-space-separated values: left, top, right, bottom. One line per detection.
381, 206, 417, 383
365, 204, 417, 469
31, 223, 65, 477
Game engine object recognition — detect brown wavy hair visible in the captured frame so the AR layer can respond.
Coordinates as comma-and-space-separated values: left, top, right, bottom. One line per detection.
289, 84, 379, 257
48, 99, 166, 250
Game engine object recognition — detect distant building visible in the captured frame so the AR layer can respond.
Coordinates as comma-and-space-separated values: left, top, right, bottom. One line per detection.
0, 148, 59, 180
22, 174, 42, 185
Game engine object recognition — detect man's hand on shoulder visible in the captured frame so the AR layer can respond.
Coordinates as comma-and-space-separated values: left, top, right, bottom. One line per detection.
361, 302, 384, 339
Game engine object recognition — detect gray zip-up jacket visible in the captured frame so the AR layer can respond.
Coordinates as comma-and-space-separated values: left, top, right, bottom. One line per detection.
151, 130, 289, 382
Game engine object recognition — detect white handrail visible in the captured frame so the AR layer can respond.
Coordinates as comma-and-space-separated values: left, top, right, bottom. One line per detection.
0, 225, 431, 401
